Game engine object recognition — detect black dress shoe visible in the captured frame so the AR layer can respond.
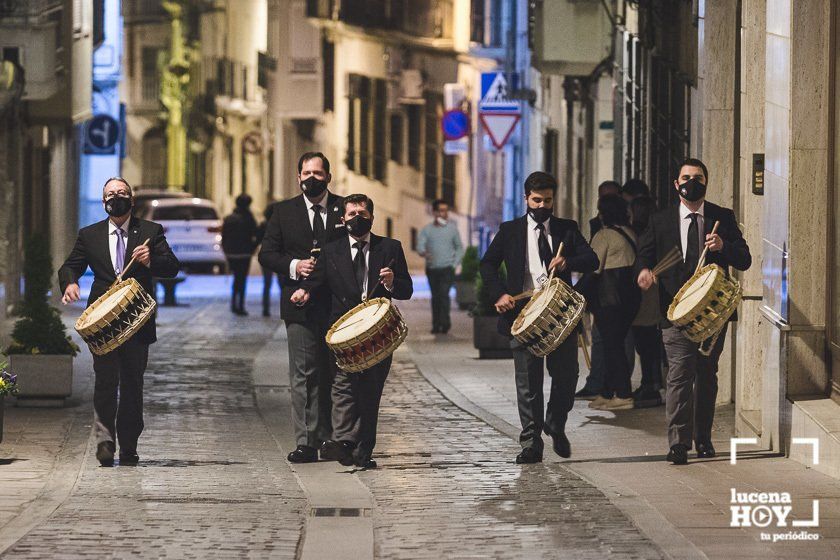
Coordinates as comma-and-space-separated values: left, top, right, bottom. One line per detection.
356, 458, 377, 469
696, 442, 716, 458
287, 445, 318, 463
96, 441, 115, 467
119, 451, 140, 465
633, 389, 663, 409
320, 440, 350, 462
551, 433, 571, 459
667, 444, 689, 465
515, 447, 543, 464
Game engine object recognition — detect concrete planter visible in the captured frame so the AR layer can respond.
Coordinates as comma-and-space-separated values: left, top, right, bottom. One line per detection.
455, 279, 477, 311
8, 354, 74, 407
473, 315, 512, 359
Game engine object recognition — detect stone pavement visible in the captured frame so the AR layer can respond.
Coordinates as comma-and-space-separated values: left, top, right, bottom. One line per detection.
1, 298, 307, 559
1, 276, 839, 559
399, 298, 840, 559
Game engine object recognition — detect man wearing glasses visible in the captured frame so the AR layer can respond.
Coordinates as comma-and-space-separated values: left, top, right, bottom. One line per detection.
59, 177, 180, 467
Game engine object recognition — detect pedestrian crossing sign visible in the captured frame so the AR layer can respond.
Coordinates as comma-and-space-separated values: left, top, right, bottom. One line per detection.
479, 72, 520, 114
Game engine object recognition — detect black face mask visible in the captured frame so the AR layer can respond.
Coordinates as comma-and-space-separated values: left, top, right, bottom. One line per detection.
301, 176, 328, 199
528, 206, 552, 223
345, 215, 372, 237
105, 196, 132, 217
678, 178, 707, 202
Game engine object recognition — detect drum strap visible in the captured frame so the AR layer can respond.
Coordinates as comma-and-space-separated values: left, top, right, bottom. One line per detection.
607, 226, 637, 254
699, 328, 723, 357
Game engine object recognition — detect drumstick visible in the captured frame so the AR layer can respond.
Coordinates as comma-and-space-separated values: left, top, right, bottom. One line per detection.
651, 247, 682, 277
511, 290, 534, 302
579, 333, 591, 370
365, 258, 396, 301
694, 220, 720, 275
117, 238, 151, 282
547, 242, 565, 281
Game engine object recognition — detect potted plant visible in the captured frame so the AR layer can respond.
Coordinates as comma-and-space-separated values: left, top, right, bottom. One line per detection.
471, 263, 513, 359
0, 362, 18, 443
3, 234, 79, 407
455, 246, 479, 310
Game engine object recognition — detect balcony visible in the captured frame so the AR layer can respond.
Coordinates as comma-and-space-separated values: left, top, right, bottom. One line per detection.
0, 0, 62, 22
201, 56, 265, 117
307, 0, 453, 40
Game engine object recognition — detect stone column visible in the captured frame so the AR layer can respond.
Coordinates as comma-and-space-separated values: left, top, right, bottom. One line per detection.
699, 0, 739, 405
734, 0, 768, 441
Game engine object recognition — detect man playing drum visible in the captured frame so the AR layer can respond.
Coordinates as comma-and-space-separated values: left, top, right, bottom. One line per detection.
635, 158, 751, 465
290, 194, 413, 468
480, 172, 599, 464
59, 177, 180, 467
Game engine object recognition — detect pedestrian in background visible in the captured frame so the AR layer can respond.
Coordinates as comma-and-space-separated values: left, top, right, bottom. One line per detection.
587, 194, 641, 411
416, 199, 464, 334
257, 201, 282, 317
621, 177, 651, 203
222, 193, 258, 316
629, 195, 664, 407
577, 179, 623, 399
588, 181, 620, 239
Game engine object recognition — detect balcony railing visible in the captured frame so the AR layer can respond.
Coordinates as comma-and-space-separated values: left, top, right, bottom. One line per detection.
201, 56, 258, 103
0, 0, 62, 20
307, 0, 453, 40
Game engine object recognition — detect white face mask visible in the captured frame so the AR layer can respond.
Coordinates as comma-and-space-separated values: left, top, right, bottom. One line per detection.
435, 216, 447, 226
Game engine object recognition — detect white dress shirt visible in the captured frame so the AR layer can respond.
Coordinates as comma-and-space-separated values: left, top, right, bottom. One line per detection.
108, 219, 131, 275
524, 214, 553, 291
679, 201, 705, 262
289, 193, 330, 280
349, 232, 371, 295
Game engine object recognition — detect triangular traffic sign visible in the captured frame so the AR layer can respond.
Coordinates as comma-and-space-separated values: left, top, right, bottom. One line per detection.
479, 113, 521, 149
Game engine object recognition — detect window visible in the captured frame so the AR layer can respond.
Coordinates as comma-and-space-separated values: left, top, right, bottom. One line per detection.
141, 47, 162, 101
424, 93, 441, 200
469, 0, 503, 47
410, 227, 418, 251
385, 217, 393, 238
322, 37, 334, 111
347, 73, 387, 183
390, 113, 404, 163
407, 104, 423, 170
544, 128, 559, 179
152, 205, 219, 221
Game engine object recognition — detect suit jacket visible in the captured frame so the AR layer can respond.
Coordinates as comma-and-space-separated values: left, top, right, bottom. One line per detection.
633, 201, 752, 326
258, 192, 345, 323
302, 234, 413, 325
58, 216, 180, 345
480, 215, 599, 336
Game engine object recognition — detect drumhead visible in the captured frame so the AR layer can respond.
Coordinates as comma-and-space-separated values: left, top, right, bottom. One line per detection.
520, 283, 557, 327
82, 284, 134, 326
672, 268, 719, 319
329, 300, 391, 344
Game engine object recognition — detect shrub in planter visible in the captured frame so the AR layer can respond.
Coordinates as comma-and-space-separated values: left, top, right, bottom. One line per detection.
471, 263, 512, 359
455, 246, 479, 310
4, 234, 79, 404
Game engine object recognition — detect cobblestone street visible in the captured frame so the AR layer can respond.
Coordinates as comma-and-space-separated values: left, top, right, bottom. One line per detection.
1, 282, 839, 559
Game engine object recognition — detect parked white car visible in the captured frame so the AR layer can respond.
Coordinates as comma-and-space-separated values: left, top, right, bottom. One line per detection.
136, 197, 227, 273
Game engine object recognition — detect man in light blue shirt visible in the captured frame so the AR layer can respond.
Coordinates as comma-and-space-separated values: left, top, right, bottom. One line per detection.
416, 199, 464, 334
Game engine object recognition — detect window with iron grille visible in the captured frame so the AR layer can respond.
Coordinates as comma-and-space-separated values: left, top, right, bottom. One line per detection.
322, 37, 334, 111
141, 47, 162, 101
544, 128, 559, 179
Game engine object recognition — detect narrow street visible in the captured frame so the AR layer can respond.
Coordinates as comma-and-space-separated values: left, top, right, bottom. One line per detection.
1, 278, 838, 558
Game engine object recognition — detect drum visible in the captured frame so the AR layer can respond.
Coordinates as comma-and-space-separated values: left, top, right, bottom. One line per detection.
75, 278, 157, 356
511, 277, 586, 357
326, 297, 408, 373
666, 264, 742, 343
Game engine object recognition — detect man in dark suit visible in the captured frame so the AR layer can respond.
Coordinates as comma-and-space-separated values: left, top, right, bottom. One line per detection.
59, 177, 180, 467
635, 158, 751, 465
258, 152, 345, 463
480, 172, 599, 464
290, 193, 413, 469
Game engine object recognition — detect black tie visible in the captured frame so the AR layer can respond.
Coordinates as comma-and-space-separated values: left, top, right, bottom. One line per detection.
353, 241, 367, 294
685, 213, 700, 274
311, 204, 325, 245
536, 223, 552, 270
